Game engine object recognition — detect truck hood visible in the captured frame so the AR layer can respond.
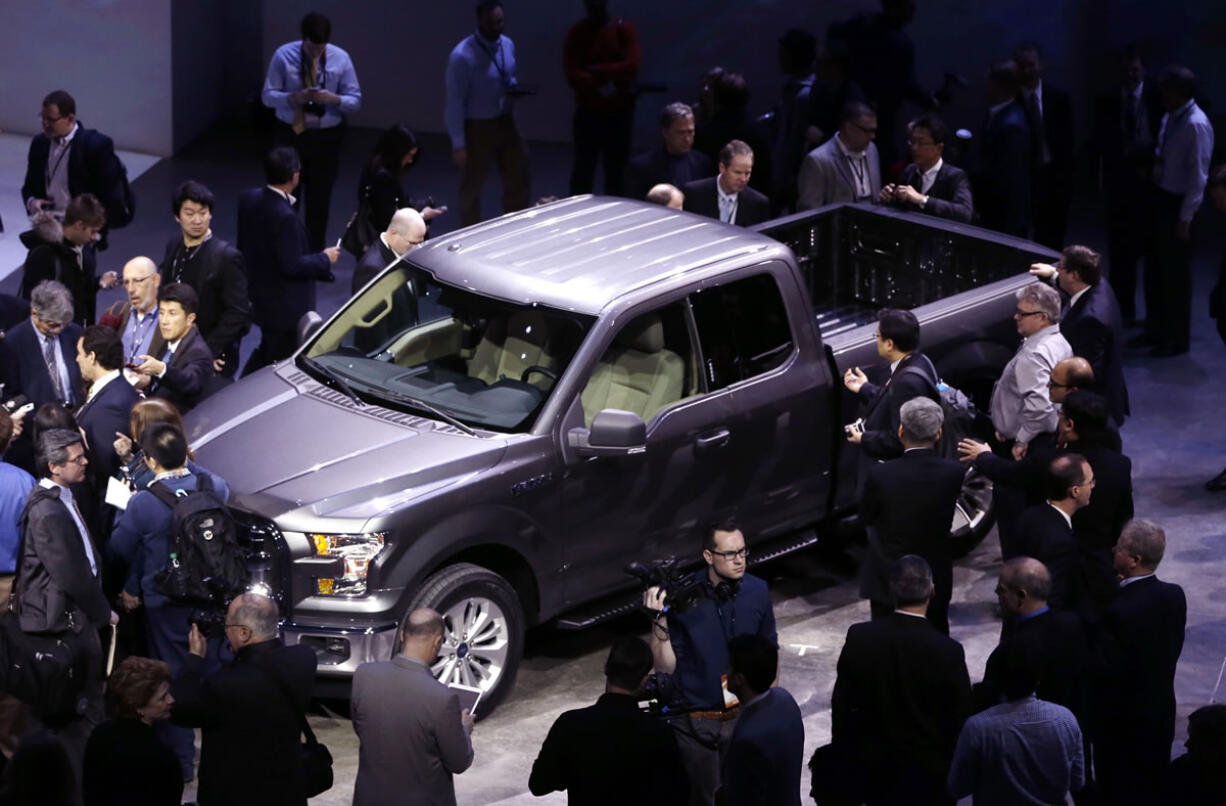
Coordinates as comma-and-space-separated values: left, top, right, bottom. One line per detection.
187, 367, 507, 526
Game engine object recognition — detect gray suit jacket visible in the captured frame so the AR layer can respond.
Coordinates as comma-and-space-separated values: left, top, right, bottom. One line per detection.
351, 656, 475, 806
796, 136, 882, 210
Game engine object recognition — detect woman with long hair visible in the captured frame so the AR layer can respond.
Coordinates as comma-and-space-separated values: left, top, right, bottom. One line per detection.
359, 124, 444, 233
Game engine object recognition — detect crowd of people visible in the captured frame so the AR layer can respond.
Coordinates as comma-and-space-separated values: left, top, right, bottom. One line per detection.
0, 1, 1223, 805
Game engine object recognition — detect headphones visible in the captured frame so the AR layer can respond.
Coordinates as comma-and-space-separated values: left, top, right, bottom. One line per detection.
710, 577, 741, 602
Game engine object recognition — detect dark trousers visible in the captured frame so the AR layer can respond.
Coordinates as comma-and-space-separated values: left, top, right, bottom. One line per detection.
1031, 164, 1070, 250
275, 122, 344, 252
28, 626, 104, 780
1146, 190, 1193, 351
242, 327, 297, 377
460, 115, 531, 227
1104, 180, 1155, 321
668, 712, 738, 806
569, 107, 634, 196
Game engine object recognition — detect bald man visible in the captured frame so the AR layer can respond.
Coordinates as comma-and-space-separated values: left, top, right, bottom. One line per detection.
646, 183, 684, 210
173, 593, 317, 805
104, 256, 166, 367
353, 207, 426, 294
352, 607, 475, 805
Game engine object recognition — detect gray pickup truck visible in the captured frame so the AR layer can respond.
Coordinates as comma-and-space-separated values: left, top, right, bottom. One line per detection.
187, 197, 1055, 709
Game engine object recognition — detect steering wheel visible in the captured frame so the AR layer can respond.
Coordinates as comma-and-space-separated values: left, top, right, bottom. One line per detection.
520, 366, 558, 387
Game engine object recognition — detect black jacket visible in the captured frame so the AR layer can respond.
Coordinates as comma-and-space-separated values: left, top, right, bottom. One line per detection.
171, 639, 318, 806
0, 293, 29, 333
723, 687, 805, 806
528, 692, 687, 805
147, 326, 215, 414
83, 717, 184, 806
980, 608, 1089, 720
1060, 281, 1130, 423
15, 484, 109, 634
237, 187, 331, 333
976, 100, 1032, 237
159, 235, 251, 358
76, 376, 141, 482
1092, 83, 1163, 196
1069, 440, 1133, 553
1016, 503, 1081, 611
353, 237, 398, 296
1022, 84, 1076, 174
20, 239, 99, 325
832, 614, 971, 795
22, 125, 129, 248
624, 148, 713, 201
681, 177, 772, 226
856, 352, 939, 460
894, 161, 974, 223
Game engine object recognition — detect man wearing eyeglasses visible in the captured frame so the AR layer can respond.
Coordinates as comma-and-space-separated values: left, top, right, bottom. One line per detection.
102, 257, 164, 372
642, 518, 777, 806
797, 101, 881, 210
879, 115, 973, 222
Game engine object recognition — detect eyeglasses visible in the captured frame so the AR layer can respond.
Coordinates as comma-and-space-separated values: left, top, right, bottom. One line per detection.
32, 313, 67, 331
1014, 309, 1046, 318
39, 113, 67, 124
122, 274, 156, 287
709, 548, 750, 560
850, 122, 878, 136
59, 452, 88, 466
1047, 378, 1071, 388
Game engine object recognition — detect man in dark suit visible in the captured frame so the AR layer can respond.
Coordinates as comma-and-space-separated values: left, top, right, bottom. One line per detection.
975, 61, 1032, 238
72, 326, 140, 528
1092, 47, 1163, 322
172, 593, 318, 806
879, 115, 973, 223
529, 635, 686, 805
131, 283, 214, 415
831, 555, 972, 805
1015, 43, 1075, 249
625, 103, 714, 202
0, 280, 83, 410
159, 181, 251, 378
352, 207, 425, 295
352, 608, 475, 806
682, 140, 770, 227
1093, 519, 1187, 806
721, 634, 804, 806
20, 193, 117, 326
859, 397, 965, 632
1015, 454, 1093, 609
1032, 245, 1129, 425
238, 146, 339, 377
21, 90, 132, 250
843, 308, 939, 462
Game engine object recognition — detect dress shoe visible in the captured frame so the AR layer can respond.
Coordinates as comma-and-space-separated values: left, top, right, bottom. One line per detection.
1125, 333, 1154, 348
1207, 468, 1226, 492
1149, 345, 1187, 357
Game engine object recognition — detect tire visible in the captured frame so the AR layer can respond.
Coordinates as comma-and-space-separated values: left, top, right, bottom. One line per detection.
950, 467, 994, 558
404, 563, 525, 717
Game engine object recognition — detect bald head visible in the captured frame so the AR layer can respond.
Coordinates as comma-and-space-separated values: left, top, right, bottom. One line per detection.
646, 183, 684, 210
385, 208, 426, 256
1050, 357, 1093, 404
122, 256, 161, 313
399, 607, 445, 662
227, 593, 279, 642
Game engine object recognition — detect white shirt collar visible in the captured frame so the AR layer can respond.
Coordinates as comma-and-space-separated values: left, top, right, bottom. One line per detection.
835, 132, 867, 159
54, 122, 80, 147
167, 337, 182, 352
267, 185, 297, 206
31, 318, 56, 345
86, 369, 121, 402
889, 357, 902, 374
716, 175, 738, 202
988, 99, 1013, 118
894, 609, 927, 619
922, 158, 943, 181
1127, 81, 1143, 101
39, 477, 71, 498
1067, 286, 1090, 310
1045, 501, 1073, 528
1120, 572, 1155, 588
1025, 80, 1043, 102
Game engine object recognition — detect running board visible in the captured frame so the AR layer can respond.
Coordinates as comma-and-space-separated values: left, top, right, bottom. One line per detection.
554, 527, 819, 631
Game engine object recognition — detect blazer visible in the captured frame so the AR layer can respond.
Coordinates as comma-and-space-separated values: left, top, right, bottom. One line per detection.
20, 239, 99, 326
103, 300, 168, 363
148, 326, 214, 414
353, 237, 398, 296
722, 687, 805, 806
1016, 504, 1081, 611
797, 136, 882, 211
858, 448, 965, 605
1069, 440, 1133, 553
1092, 83, 1163, 194
15, 484, 110, 634
529, 691, 687, 806
624, 147, 713, 202
681, 177, 771, 227
351, 655, 474, 806
159, 235, 251, 358
76, 374, 141, 482
1060, 281, 1130, 423
22, 125, 128, 247
0, 317, 84, 408
171, 639, 318, 806
0, 293, 30, 333
981, 608, 1089, 720
82, 717, 184, 806
1021, 83, 1076, 174
237, 187, 331, 332
895, 161, 974, 222
976, 100, 1032, 237
856, 352, 938, 460
832, 613, 971, 789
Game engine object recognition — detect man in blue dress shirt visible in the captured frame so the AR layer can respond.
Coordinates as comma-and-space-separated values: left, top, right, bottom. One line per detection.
262, 11, 361, 252
445, 1, 531, 226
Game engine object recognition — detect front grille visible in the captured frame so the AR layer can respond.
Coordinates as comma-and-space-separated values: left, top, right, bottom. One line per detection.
232, 510, 291, 611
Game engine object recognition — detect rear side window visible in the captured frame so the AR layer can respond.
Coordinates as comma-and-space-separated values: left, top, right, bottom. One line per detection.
690, 273, 794, 391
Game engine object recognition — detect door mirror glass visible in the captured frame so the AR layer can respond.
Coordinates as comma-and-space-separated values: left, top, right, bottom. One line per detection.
568, 409, 647, 458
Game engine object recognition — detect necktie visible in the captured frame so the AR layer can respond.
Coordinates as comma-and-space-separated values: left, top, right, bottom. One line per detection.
292, 56, 319, 134
1124, 93, 1138, 146
42, 335, 65, 402
1025, 92, 1043, 164
69, 498, 98, 576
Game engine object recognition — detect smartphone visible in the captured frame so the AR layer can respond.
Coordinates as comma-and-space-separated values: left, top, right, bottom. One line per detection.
449, 683, 483, 718
435, 205, 449, 214
12, 403, 34, 421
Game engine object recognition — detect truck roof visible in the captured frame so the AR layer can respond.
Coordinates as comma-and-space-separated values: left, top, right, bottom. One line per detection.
409, 196, 785, 315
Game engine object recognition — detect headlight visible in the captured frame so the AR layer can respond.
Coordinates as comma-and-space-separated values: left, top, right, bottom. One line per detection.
310, 532, 386, 596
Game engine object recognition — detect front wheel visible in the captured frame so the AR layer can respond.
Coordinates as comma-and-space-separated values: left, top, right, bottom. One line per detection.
404, 563, 525, 717
950, 467, 994, 558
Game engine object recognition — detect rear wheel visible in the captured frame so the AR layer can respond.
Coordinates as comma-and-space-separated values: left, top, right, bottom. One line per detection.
950, 467, 994, 558
404, 563, 525, 716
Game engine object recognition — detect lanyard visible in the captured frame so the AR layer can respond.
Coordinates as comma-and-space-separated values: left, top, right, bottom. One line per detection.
45, 139, 71, 188
127, 307, 158, 364
475, 35, 510, 87
846, 153, 868, 196
172, 241, 204, 282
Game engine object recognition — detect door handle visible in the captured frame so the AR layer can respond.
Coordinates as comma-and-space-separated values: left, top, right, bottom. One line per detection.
695, 428, 731, 451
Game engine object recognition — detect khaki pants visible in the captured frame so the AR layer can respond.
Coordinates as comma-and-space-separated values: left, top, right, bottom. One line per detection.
460, 115, 530, 226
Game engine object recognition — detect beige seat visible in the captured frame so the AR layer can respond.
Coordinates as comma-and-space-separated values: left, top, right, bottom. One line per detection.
468, 311, 553, 388
580, 313, 685, 425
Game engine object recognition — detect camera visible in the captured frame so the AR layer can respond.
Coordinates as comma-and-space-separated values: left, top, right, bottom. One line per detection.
189, 607, 228, 639
626, 557, 704, 614
638, 671, 678, 712
843, 417, 865, 438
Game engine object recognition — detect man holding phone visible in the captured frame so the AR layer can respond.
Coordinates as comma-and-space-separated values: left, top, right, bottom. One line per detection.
351, 608, 475, 806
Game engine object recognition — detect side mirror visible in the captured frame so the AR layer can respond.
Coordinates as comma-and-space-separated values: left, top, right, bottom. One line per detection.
568, 409, 647, 458
297, 311, 324, 346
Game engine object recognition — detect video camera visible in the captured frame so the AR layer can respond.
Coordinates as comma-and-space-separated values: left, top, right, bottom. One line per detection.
625, 557, 704, 614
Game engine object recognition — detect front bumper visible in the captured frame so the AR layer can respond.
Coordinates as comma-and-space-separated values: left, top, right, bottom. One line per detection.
282, 621, 399, 677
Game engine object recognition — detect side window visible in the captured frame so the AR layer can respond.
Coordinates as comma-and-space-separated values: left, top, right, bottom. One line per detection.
579, 302, 696, 426
690, 273, 794, 391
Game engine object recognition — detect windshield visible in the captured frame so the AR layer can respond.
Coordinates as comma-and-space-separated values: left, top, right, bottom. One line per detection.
300, 264, 594, 432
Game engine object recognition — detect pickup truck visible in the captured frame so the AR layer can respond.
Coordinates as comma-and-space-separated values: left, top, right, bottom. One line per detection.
187, 197, 1056, 709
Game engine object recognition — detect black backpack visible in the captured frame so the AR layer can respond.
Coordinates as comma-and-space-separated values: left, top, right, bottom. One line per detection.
899, 360, 982, 459
149, 474, 248, 605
